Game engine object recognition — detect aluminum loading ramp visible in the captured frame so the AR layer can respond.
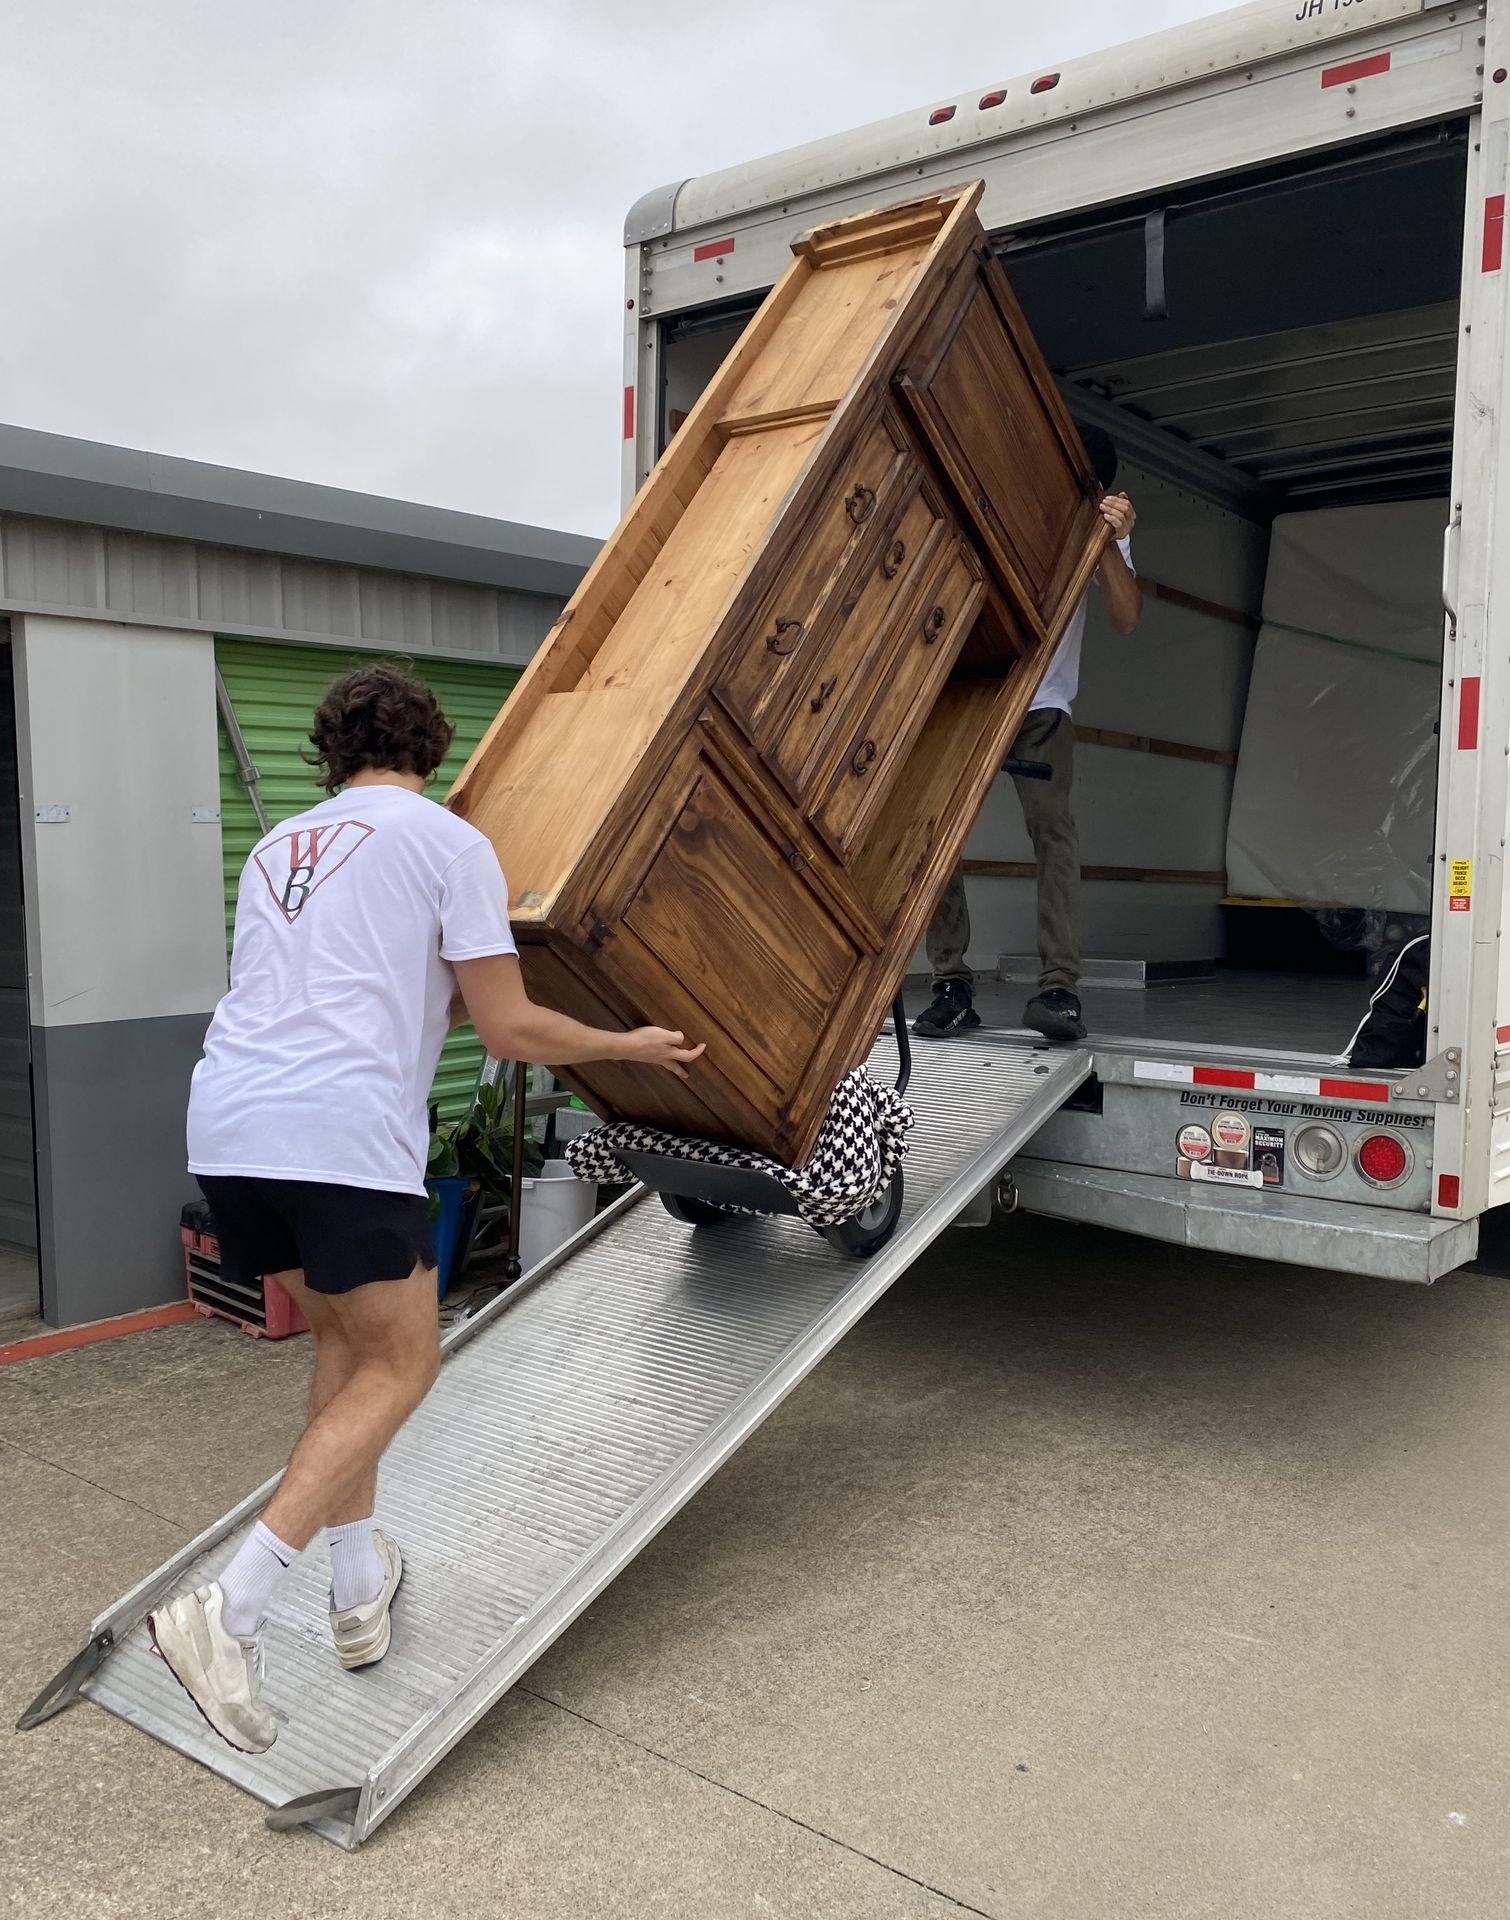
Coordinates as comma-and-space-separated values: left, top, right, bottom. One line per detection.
25, 1034, 1088, 1847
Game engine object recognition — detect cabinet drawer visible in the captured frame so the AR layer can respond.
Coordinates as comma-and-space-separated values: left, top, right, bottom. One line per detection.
766, 478, 949, 803
718, 412, 911, 737
815, 539, 987, 861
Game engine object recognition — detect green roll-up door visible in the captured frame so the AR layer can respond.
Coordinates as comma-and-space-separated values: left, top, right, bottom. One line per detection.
214, 639, 519, 1119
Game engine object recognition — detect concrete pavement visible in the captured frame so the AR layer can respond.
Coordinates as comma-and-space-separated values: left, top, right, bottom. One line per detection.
3, 1213, 1507, 1917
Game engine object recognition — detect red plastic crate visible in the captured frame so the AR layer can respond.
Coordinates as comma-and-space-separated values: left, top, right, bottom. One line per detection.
181, 1212, 308, 1340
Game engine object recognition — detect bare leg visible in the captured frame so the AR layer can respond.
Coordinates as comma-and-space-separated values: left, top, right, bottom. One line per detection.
260, 1265, 440, 1550
274, 1269, 379, 1528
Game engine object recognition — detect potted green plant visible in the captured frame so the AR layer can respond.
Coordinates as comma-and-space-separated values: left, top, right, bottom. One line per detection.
425, 1107, 476, 1299
427, 1079, 549, 1283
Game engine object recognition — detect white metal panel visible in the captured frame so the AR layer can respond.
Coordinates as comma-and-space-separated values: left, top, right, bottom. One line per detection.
671, 0, 1461, 234
1434, 32, 1510, 1219
623, 243, 652, 517
10, 615, 227, 1028
635, 9, 1482, 329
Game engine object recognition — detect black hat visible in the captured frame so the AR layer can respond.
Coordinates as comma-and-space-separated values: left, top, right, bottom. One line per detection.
1079, 425, 1119, 491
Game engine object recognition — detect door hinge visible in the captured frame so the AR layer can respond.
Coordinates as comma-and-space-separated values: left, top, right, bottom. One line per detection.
1400, 1049, 1462, 1104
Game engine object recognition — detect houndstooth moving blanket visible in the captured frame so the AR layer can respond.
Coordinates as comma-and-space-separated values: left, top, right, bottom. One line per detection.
564, 1069, 914, 1231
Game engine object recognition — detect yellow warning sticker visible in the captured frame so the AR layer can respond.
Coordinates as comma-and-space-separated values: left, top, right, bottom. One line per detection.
1450, 859, 1473, 912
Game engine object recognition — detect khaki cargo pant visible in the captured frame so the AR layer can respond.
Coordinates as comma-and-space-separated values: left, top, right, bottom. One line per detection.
926, 707, 1079, 995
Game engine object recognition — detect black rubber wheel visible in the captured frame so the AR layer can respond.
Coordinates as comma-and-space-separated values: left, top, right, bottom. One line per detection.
823, 1168, 904, 1259
659, 1191, 735, 1228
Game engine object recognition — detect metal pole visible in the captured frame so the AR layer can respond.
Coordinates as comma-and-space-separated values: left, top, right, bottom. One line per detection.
506, 1060, 527, 1281
214, 667, 270, 836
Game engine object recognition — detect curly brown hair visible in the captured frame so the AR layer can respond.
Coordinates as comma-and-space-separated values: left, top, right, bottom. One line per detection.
306, 662, 455, 795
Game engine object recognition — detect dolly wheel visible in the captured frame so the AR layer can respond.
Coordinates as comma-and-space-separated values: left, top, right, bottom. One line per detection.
660, 1192, 734, 1227
824, 1168, 905, 1259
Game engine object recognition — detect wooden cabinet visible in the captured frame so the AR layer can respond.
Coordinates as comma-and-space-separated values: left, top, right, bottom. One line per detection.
450, 183, 1108, 1166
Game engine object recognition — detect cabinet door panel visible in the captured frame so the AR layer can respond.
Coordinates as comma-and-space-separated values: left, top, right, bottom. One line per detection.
595, 741, 862, 1129
896, 262, 1105, 647
518, 941, 731, 1135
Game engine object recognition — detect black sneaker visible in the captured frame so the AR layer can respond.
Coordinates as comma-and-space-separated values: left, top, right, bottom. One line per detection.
914, 979, 981, 1039
1023, 989, 1086, 1043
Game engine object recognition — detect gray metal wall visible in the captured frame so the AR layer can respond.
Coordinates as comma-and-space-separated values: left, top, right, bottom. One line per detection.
0, 510, 565, 665
0, 443, 593, 1325
32, 1016, 206, 1324
0, 625, 35, 1249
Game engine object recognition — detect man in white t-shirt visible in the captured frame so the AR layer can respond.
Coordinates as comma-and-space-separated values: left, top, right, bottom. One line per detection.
915, 427, 1142, 1044
149, 664, 701, 1754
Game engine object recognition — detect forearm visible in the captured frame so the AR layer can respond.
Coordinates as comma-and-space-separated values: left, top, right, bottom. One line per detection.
452, 953, 699, 1076
1097, 546, 1142, 635
492, 1001, 629, 1067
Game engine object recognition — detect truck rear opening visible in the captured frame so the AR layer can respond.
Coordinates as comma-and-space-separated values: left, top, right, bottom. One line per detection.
624, 0, 1510, 1277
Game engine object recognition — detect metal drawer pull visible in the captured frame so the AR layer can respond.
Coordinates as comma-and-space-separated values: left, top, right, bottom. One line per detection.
851, 739, 878, 777
765, 618, 804, 656
810, 677, 838, 715
882, 538, 906, 580
922, 604, 947, 643
845, 484, 876, 525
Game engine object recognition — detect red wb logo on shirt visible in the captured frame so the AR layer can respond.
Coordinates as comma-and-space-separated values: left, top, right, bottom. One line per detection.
255, 821, 375, 924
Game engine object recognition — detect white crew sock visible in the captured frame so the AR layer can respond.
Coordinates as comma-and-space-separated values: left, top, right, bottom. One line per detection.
219, 1520, 298, 1638
328, 1517, 386, 1611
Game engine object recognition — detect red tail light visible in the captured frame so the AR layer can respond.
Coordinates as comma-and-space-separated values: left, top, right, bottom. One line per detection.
979, 89, 1007, 109
929, 105, 957, 125
1031, 73, 1061, 95
1357, 1133, 1410, 1187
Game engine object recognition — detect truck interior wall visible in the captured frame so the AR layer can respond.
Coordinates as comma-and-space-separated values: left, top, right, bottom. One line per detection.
1225, 498, 1447, 918
657, 126, 1466, 1028
952, 463, 1268, 975
661, 320, 746, 440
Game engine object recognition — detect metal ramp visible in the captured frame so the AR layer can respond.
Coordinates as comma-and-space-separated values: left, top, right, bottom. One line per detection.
23, 1033, 1088, 1847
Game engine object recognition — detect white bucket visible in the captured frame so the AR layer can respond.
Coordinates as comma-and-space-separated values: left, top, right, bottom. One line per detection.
518, 1159, 597, 1271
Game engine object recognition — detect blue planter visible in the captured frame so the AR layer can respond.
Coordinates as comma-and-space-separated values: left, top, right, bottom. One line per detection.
426, 1176, 477, 1299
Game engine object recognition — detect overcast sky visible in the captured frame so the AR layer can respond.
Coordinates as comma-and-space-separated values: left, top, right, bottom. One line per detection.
5, 0, 1224, 537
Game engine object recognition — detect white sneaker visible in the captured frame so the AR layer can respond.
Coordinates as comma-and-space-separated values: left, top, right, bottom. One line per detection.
329, 1529, 403, 1670
148, 1582, 275, 1753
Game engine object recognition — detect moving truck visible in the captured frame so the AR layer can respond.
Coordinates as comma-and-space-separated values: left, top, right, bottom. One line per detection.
619, 0, 1510, 1282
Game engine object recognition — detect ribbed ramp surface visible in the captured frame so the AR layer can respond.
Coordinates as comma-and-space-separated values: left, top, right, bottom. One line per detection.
68, 1035, 1087, 1845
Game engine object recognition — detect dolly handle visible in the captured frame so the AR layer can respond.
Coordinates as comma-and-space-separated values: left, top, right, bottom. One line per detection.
891, 995, 912, 1096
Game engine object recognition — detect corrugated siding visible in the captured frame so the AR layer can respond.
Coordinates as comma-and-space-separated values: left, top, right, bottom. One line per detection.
1, 508, 568, 665
214, 639, 518, 1119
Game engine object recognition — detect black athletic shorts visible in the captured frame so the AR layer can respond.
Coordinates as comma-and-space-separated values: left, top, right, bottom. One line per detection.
196, 1176, 436, 1297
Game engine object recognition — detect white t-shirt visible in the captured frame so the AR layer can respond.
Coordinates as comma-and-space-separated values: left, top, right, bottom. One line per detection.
188, 785, 517, 1197
1031, 535, 1134, 716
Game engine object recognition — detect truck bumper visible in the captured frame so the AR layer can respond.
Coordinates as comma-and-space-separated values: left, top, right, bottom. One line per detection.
1012, 1163, 1478, 1283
